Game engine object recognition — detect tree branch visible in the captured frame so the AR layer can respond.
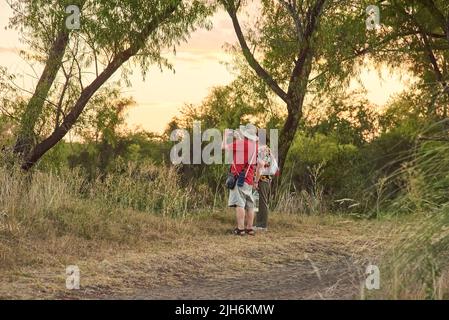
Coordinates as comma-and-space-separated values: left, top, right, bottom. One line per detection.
287, 0, 326, 98
278, 0, 304, 44
222, 0, 288, 103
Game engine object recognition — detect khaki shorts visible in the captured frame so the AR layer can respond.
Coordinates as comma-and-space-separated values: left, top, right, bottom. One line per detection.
228, 183, 254, 209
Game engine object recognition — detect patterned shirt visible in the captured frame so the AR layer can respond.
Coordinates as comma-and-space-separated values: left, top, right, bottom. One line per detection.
258, 146, 278, 179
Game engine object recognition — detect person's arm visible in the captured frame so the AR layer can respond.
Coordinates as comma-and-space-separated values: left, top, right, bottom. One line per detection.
254, 151, 264, 189
254, 163, 262, 189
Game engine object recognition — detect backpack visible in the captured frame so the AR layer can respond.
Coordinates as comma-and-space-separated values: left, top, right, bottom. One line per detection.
225, 150, 256, 189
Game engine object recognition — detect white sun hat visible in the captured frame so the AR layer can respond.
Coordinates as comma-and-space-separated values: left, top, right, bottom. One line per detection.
240, 123, 258, 141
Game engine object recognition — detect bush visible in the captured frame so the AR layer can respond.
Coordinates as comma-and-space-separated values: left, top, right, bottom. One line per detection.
282, 133, 367, 213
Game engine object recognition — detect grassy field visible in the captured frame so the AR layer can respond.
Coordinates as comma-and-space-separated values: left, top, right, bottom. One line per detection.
1, 166, 448, 299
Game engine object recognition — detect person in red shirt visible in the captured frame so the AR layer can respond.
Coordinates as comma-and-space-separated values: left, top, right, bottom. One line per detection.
223, 124, 259, 236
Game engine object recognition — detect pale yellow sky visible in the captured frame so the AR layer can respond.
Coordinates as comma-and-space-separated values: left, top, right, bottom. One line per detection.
0, 1, 412, 134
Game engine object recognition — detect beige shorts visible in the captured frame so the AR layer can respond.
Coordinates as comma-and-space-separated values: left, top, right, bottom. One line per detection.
228, 183, 254, 209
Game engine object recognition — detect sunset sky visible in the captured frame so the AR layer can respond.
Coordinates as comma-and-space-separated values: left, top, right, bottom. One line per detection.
0, 1, 414, 134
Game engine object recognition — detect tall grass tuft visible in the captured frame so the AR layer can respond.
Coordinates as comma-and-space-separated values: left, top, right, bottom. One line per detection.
0, 161, 217, 269
273, 162, 328, 215
87, 162, 213, 217
379, 121, 449, 299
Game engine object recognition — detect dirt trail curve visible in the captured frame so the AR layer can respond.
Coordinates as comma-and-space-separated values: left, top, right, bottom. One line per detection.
124, 258, 364, 300
79, 225, 376, 300
108, 221, 378, 300
2, 217, 382, 300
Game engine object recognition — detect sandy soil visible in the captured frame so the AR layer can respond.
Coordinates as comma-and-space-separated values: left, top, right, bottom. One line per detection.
122, 256, 364, 300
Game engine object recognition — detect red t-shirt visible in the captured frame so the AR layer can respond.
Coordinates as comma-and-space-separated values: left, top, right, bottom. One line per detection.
226, 139, 258, 185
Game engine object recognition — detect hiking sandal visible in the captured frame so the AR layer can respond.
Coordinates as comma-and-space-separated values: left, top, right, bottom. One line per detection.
245, 228, 256, 236
233, 228, 246, 236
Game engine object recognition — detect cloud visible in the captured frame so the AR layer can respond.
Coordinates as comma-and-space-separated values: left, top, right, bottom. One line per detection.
173, 50, 230, 64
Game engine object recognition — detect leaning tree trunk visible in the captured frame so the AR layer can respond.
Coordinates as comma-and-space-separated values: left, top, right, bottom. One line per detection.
13, 0, 86, 158
21, 1, 180, 171
13, 29, 70, 156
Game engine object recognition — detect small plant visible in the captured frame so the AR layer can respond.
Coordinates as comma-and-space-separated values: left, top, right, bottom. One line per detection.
273, 162, 328, 215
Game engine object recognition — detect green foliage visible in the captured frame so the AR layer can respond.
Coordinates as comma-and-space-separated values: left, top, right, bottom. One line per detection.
306, 93, 379, 146
0, 67, 23, 145
283, 132, 371, 214
5, 0, 215, 168
378, 121, 449, 298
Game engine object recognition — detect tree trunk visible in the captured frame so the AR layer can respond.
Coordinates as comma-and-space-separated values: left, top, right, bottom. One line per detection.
13, 0, 87, 157
223, 0, 325, 174
277, 52, 313, 173
278, 103, 301, 172
22, 49, 136, 170
21, 1, 180, 170
13, 28, 70, 156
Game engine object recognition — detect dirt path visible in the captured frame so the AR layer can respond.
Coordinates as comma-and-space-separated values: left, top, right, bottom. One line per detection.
1, 216, 385, 300
124, 258, 364, 300
102, 232, 373, 300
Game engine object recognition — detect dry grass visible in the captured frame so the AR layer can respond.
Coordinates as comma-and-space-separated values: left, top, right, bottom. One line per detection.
1, 164, 448, 299
0, 212, 389, 299
370, 214, 449, 300
0, 163, 214, 270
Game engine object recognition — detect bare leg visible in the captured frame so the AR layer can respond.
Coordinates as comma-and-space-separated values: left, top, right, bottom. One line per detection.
245, 207, 255, 230
236, 207, 246, 230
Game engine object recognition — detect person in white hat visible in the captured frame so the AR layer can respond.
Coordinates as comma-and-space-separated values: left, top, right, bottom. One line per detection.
223, 124, 259, 236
